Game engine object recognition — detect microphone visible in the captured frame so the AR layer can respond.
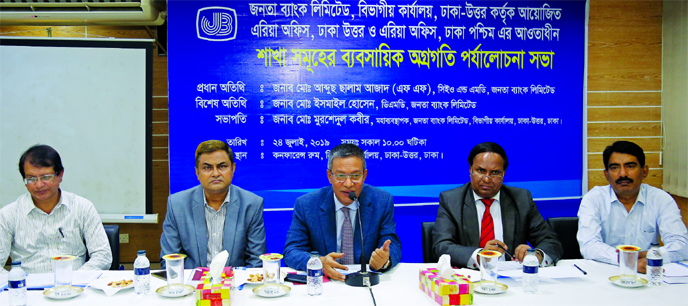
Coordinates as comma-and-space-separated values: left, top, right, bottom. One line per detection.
345, 191, 380, 288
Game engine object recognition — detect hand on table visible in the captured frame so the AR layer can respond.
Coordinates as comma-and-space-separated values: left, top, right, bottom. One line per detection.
637, 258, 647, 273
369, 239, 391, 270
477, 239, 508, 262
513, 244, 538, 262
320, 252, 347, 281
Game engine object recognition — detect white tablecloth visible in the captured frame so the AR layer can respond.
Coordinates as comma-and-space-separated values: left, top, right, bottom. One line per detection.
2, 260, 686, 306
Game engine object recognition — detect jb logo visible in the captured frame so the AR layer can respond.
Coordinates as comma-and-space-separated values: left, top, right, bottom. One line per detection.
196, 7, 237, 41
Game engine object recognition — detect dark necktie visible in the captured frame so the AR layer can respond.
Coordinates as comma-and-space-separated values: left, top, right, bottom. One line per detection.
341, 207, 354, 265
479, 198, 495, 248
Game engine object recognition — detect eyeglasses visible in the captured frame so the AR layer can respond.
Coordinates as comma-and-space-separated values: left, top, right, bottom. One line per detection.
471, 170, 504, 182
331, 173, 364, 183
24, 173, 57, 185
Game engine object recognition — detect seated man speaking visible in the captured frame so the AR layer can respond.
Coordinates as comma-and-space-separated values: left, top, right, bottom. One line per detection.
283, 143, 402, 281
433, 142, 563, 268
160, 140, 266, 268
0, 144, 112, 274
577, 141, 688, 272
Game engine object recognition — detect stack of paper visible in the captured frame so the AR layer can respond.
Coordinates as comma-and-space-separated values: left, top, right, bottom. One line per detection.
663, 262, 688, 284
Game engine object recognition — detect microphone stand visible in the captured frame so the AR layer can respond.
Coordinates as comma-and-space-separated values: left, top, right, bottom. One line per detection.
345, 192, 380, 289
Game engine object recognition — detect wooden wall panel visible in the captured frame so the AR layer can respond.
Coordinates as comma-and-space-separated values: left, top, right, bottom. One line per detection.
587, 92, 661, 106
587, 107, 661, 122
674, 195, 688, 229
587, 122, 661, 137
5, 0, 686, 263
587, 0, 662, 91
588, 138, 661, 152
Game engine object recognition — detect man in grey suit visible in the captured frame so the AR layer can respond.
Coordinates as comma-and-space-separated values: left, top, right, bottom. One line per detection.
432, 142, 563, 268
160, 140, 266, 268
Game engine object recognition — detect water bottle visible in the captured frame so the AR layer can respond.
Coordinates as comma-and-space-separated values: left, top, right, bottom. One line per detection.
646, 243, 663, 286
134, 250, 151, 295
307, 251, 323, 296
8, 261, 27, 306
522, 248, 539, 294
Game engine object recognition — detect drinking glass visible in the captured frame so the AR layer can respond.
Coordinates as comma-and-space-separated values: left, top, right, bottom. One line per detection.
260, 253, 283, 295
52, 255, 76, 296
478, 250, 502, 292
617, 245, 641, 284
162, 254, 187, 294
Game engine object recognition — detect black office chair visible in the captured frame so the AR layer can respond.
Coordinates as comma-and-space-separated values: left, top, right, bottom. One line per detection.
85, 224, 121, 270
103, 225, 121, 270
422, 221, 436, 263
547, 217, 583, 260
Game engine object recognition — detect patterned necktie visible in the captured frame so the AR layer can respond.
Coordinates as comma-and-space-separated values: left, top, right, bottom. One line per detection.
341, 207, 355, 265
479, 198, 495, 248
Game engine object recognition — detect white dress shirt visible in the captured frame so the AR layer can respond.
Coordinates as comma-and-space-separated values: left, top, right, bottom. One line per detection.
333, 194, 358, 253
577, 184, 688, 265
467, 191, 504, 268
203, 189, 230, 264
0, 190, 112, 274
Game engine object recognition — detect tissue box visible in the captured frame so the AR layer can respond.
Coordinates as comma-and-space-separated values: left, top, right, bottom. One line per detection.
195, 267, 234, 306
419, 268, 473, 305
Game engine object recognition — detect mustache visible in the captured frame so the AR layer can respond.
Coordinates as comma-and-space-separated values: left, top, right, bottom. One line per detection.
615, 177, 633, 184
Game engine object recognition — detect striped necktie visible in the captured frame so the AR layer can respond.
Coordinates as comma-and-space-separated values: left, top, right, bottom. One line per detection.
479, 198, 495, 248
341, 207, 355, 265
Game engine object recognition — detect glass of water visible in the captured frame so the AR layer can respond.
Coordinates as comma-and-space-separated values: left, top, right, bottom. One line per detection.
260, 253, 283, 296
478, 250, 502, 292
52, 255, 76, 296
617, 245, 641, 284
162, 254, 186, 294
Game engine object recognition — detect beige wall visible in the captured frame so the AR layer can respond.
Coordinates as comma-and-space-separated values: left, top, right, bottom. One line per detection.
2, 0, 685, 263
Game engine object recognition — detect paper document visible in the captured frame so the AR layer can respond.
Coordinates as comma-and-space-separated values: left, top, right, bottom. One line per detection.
663, 263, 688, 277
498, 265, 586, 279
453, 268, 481, 281
335, 264, 370, 275
26, 271, 102, 289
497, 261, 523, 271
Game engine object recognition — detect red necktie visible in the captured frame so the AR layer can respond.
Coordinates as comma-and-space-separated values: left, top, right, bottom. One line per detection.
479, 198, 495, 248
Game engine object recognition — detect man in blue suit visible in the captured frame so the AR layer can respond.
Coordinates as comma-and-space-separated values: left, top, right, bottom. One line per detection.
283, 143, 402, 281
160, 140, 266, 268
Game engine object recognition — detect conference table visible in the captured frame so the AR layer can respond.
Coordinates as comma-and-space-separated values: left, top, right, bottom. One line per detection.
3, 260, 686, 306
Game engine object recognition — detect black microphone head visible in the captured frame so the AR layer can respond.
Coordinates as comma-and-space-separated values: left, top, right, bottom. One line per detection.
348, 191, 357, 201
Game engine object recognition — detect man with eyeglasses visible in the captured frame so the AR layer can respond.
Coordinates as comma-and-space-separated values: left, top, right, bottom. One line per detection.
577, 141, 688, 272
0, 145, 112, 274
283, 143, 402, 281
432, 142, 562, 268
160, 140, 266, 268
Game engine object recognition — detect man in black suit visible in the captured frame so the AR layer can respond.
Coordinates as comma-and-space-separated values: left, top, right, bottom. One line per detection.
432, 142, 563, 268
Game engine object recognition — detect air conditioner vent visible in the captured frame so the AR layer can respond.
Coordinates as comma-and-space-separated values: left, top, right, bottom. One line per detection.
0, 0, 164, 25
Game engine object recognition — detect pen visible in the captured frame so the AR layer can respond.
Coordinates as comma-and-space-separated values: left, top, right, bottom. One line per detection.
573, 264, 587, 275
676, 262, 688, 269
58, 227, 64, 238
497, 244, 514, 260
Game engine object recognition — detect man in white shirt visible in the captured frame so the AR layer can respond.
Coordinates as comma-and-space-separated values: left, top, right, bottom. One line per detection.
578, 141, 688, 272
0, 145, 112, 274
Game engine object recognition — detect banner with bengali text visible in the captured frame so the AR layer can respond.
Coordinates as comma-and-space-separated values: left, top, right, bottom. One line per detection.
168, 0, 586, 210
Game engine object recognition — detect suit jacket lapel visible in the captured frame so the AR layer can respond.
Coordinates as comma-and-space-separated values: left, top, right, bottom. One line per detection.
192, 186, 208, 267
223, 185, 240, 266
320, 188, 337, 255
462, 189, 479, 247
500, 190, 516, 248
